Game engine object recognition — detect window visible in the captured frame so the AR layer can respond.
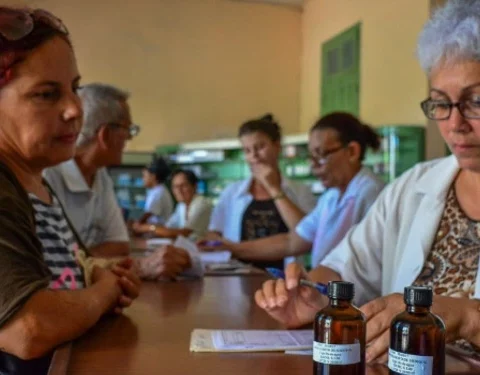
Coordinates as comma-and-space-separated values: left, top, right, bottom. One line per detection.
321, 23, 361, 116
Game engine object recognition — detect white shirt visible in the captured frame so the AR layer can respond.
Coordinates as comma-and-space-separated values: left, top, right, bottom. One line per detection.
44, 160, 129, 248
296, 167, 384, 267
320, 156, 480, 306
209, 177, 317, 242
166, 195, 213, 240
145, 184, 174, 225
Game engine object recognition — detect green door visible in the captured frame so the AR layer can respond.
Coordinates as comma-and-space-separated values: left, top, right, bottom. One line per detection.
321, 23, 361, 116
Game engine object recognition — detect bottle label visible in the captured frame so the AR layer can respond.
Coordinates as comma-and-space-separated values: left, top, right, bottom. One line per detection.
313, 341, 361, 365
388, 348, 433, 375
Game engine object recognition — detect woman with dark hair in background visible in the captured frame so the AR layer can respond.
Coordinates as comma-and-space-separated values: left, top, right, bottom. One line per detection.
133, 169, 213, 240
203, 112, 384, 269
202, 114, 316, 270
136, 157, 174, 225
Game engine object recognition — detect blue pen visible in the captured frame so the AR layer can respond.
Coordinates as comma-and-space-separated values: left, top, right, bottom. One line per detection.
202, 240, 223, 247
266, 267, 328, 295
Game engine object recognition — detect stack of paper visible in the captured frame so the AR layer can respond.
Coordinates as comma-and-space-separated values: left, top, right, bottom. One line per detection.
199, 251, 232, 264
190, 329, 313, 353
146, 238, 173, 248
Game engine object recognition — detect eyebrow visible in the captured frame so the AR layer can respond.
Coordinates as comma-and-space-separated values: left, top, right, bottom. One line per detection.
430, 82, 480, 97
34, 75, 82, 88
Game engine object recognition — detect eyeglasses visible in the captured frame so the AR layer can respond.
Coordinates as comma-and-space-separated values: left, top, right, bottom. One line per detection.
309, 145, 345, 166
108, 123, 141, 138
420, 98, 480, 120
0, 7, 68, 41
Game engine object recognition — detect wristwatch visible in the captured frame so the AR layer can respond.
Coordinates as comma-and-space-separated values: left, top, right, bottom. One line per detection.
149, 225, 156, 233
272, 191, 287, 201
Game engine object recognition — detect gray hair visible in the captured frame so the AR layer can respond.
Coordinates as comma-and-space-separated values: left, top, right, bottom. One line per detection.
77, 83, 130, 147
417, 0, 480, 74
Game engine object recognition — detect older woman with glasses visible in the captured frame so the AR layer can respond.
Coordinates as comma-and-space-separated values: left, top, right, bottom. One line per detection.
0, 7, 140, 374
200, 112, 384, 270
256, 0, 480, 364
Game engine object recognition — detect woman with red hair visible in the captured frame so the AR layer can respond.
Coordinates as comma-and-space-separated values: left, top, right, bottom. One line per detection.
0, 7, 139, 374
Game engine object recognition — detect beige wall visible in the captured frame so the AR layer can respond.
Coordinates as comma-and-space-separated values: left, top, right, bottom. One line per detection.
300, 0, 430, 132
18, 0, 302, 151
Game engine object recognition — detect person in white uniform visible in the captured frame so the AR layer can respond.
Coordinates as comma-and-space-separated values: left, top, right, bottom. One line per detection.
205, 112, 384, 268
255, 0, 480, 364
201, 112, 384, 266
203, 114, 317, 270
133, 169, 212, 240
136, 158, 173, 225
45, 83, 202, 280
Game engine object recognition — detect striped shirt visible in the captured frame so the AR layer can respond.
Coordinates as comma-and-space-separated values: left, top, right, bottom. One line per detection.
29, 194, 84, 290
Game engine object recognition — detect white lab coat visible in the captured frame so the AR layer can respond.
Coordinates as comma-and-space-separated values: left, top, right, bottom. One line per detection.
321, 155, 480, 306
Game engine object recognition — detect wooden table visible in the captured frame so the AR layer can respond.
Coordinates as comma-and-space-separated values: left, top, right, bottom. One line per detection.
54, 277, 480, 374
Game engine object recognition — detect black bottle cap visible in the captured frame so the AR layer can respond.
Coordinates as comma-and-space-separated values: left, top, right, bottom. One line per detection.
327, 281, 354, 300
404, 286, 433, 307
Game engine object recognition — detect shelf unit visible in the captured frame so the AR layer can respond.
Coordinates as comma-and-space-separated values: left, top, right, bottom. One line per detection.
156, 135, 323, 206
108, 151, 156, 220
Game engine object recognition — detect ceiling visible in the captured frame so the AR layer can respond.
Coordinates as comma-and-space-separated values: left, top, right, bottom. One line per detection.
230, 0, 304, 9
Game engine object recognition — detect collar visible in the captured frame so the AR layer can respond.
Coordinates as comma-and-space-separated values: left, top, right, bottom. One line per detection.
322, 166, 378, 206
342, 166, 378, 200
234, 176, 295, 198
415, 155, 459, 201
58, 159, 96, 193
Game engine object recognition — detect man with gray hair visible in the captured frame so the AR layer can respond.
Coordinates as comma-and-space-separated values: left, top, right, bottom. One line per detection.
45, 83, 201, 280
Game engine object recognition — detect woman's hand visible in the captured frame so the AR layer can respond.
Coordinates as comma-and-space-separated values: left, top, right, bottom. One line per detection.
131, 222, 151, 235
91, 266, 123, 314
361, 293, 480, 364
251, 163, 282, 196
360, 293, 404, 364
110, 258, 141, 314
137, 246, 192, 280
254, 263, 325, 328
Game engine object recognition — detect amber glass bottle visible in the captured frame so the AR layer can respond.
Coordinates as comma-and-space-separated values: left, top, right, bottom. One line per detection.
388, 286, 445, 375
313, 281, 366, 375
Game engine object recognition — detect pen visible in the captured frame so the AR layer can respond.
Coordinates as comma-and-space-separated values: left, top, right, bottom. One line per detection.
200, 240, 223, 247
266, 267, 328, 295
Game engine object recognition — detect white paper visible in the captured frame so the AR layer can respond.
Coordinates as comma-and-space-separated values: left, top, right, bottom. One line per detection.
146, 238, 172, 248
174, 236, 200, 256
190, 329, 215, 352
285, 349, 313, 356
212, 330, 312, 351
200, 251, 232, 264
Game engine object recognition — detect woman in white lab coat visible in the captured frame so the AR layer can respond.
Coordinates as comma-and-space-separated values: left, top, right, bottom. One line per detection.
255, 0, 480, 363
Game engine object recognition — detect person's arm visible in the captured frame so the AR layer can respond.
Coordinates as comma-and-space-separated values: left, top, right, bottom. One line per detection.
89, 241, 130, 257
152, 226, 192, 238
271, 193, 307, 230
137, 212, 153, 224
252, 164, 307, 230
229, 233, 289, 260
0, 269, 121, 360
289, 231, 313, 256
200, 232, 310, 262
273, 185, 316, 230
